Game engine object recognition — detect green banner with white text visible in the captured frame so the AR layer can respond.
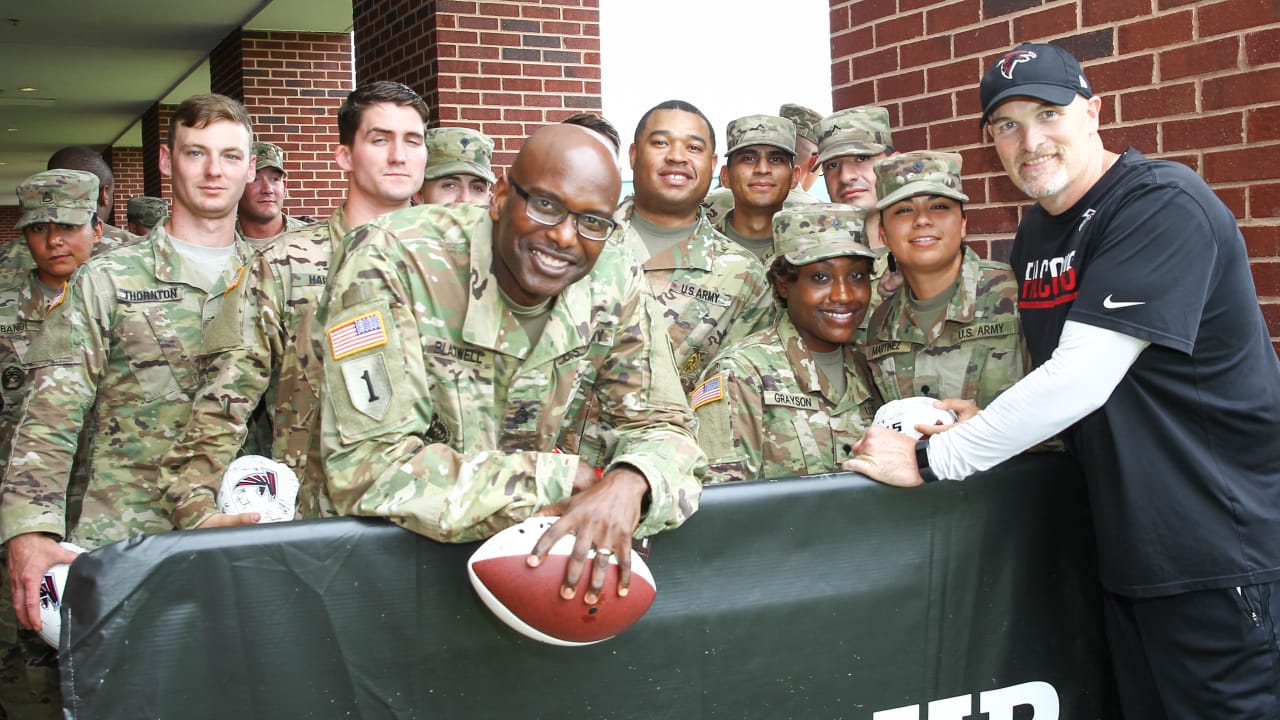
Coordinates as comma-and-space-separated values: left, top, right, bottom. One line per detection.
61, 453, 1117, 719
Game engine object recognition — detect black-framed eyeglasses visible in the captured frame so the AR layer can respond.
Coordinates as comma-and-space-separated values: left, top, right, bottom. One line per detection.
508, 178, 617, 241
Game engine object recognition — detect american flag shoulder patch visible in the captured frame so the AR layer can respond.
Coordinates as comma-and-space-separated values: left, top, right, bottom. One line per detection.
328, 310, 388, 360
689, 374, 724, 410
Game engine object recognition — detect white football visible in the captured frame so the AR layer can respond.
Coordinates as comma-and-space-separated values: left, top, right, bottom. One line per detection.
467, 516, 657, 647
872, 397, 959, 440
38, 542, 87, 648
218, 455, 299, 523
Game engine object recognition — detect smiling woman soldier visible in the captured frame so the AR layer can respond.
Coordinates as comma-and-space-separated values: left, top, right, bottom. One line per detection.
691, 203, 880, 484
863, 151, 1026, 411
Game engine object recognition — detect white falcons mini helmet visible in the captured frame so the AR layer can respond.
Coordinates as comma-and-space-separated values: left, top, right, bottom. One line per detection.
872, 397, 959, 440
218, 455, 299, 523
38, 542, 87, 648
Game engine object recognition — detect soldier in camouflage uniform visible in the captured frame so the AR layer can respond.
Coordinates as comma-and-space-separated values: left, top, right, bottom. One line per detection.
126, 195, 167, 236
161, 82, 430, 524
712, 114, 798, 262
0, 170, 104, 719
416, 127, 496, 206
0, 149, 142, 276
619, 100, 773, 393
779, 102, 824, 198
817, 106, 904, 326
237, 141, 311, 250
0, 94, 258, 639
320, 124, 703, 601
702, 108, 824, 227
693, 203, 879, 484
864, 151, 1026, 409
46, 145, 142, 254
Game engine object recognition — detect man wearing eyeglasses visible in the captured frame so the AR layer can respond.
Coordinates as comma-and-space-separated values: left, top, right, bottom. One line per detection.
319, 123, 704, 605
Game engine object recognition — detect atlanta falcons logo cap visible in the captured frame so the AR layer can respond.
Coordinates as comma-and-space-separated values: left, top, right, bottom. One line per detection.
980, 43, 1092, 125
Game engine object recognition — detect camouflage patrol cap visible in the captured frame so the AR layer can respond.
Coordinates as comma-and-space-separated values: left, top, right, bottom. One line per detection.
874, 151, 969, 210
253, 142, 287, 173
425, 127, 497, 183
772, 202, 876, 265
127, 195, 168, 227
779, 103, 823, 145
15, 169, 99, 230
815, 106, 893, 166
725, 115, 796, 157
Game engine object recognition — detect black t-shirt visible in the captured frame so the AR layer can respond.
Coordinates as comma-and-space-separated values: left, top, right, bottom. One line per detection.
1012, 148, 1280, 597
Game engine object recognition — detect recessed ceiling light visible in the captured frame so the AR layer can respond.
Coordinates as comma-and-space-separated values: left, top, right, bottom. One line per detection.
17, 87, 35, 92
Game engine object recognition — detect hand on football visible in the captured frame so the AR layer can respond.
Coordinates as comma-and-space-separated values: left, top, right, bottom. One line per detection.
530, 465, 648, 605
196, 511, 261, 529
916, 398, 978, 437
843, 427, 927, 488
6, 533, 79, 631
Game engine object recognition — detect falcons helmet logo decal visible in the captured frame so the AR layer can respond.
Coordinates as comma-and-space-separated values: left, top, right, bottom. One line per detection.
997, 49, 1038, 79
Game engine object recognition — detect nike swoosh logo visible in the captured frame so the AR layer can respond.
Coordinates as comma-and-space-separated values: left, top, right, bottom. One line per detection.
1103, 294, 1145, 309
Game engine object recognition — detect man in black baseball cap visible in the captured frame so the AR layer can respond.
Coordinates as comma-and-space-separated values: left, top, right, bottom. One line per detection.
851, 41, 1280, 719
978, 43, 1092, 125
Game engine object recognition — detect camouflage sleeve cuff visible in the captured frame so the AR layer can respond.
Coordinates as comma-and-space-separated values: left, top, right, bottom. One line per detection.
535, 451, 578, 508
603, 453, 688, 538
0, 515, 66, 546
171, 488, 219, 530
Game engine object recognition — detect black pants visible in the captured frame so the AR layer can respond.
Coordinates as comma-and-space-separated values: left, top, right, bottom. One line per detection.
1103, 581, 1280, 720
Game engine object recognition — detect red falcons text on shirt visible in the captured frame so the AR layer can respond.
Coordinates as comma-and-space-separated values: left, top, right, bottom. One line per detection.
1020, 250, 1077, 308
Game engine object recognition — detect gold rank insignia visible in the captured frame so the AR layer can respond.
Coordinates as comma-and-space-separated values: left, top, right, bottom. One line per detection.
681, 350, 704, 377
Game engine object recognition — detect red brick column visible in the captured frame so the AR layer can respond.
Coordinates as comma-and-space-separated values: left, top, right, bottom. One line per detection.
829, 0, 1280, 342
106, 146, 145, 227
141, 102, 177, 201
354, 0, 602, 172
210, 29, 353, 220
0, 207, 21, 240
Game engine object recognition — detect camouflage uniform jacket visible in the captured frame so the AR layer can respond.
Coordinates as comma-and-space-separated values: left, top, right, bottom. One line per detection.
99, 222, 143, 254
617, 204, 774, 392
865, 246, 1026, 408
320, 204, 704, 543
0, 272, 52, 473
0, 226, 251, 549
237, 213, 312, 251
0, 241, 32, 274
162, 209, 349, 527
692, 313, 878, 484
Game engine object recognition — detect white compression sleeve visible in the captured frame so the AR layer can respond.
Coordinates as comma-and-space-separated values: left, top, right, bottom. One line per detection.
929, 320, 1150, 480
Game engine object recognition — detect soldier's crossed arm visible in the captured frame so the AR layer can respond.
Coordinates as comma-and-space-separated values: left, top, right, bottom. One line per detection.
590, 284, 703, 536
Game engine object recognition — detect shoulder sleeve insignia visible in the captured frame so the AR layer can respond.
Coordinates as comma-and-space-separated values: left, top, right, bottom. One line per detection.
689, 374, 724, 410
339, 352, 392, 420
328, 310, 388, 360
224, 265, 245, 293
45, 281, 67, 316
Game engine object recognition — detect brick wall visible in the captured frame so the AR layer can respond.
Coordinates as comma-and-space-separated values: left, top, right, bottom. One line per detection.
354, 0, 602, 172
108, 146, 146, 229
211, 30, 353, 220
0, 207, 20, 239
829, 0, 1280, 339
142, 103, 177, 201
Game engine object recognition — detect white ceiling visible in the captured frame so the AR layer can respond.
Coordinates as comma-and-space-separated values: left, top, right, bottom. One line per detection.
0, 0, 353, 204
